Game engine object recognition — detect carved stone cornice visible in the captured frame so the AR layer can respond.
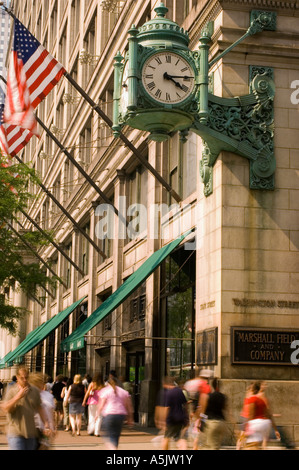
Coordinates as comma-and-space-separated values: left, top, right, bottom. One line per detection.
188, 0, 299, 48
219, 0, 299, 10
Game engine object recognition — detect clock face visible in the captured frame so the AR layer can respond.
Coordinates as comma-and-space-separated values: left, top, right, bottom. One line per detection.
141, 51, 195, 105
120, 60, 129, 114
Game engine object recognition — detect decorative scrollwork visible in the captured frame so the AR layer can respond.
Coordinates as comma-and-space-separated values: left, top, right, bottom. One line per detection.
197, 71, 275, 194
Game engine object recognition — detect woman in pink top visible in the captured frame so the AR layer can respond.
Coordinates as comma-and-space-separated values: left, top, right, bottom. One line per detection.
97, 375, 134, 450
83, 373, 104, 436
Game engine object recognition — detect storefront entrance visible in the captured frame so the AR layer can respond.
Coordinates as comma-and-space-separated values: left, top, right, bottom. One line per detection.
162, 247, 196, 380
126, 351, 145, 422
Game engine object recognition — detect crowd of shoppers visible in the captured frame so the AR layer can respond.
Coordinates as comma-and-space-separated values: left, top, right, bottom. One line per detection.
0, 367, 133, 450
0, 366, 294, 451
154, 372, 294, 451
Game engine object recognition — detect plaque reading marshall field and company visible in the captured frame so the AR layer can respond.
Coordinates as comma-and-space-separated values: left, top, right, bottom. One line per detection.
231, 327, 299, 365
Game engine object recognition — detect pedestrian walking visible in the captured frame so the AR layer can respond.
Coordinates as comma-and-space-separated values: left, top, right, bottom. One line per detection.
83, 373, 104, 436
51, 375, 65, 429
0, 366, 51, 450
61, 377, 73, 432
236, 382, 254, 450
97, 374, 134, 450
65, 374, 86, 436
7, 376, 17, 387
258, 381, 286, 449
244, 381, 279, 450
161, 377, 189, 451
153, 377, 171, 447
29, 372, 56, 449
200, 378, 227, 450
191, 369, 213, 450
45, 376, 54, 393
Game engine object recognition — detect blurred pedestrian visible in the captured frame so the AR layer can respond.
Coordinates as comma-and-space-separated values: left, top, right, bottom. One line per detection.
0, 367, 50, 450
161, 377, 189, 451
97, 374, 134, 450
192, 369, 213, 449
51, 375, 65, 429
258, 381, 285, 449
29, 372, 56, 449
65, 374, 86, 436
201, 378, 227, 450
108, 370, 124, 388
45, 376, 53, 393
236, 382, 254, 450
7, 376, 17, 388
61, 377, 73, 432
82, 373, 92, 388
83, 373, 104, 436
153, 377, 170, 443
244, 381, 279, 450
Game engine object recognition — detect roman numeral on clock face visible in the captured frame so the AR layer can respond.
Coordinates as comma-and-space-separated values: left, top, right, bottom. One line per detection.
147, 82, 156, 90
142, 52, 195, 104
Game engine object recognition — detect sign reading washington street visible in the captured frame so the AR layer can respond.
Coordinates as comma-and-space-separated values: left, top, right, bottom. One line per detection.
231, 327, 299, 365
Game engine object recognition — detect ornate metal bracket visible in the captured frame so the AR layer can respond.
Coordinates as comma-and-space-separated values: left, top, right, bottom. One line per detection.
196, 11, 276, 196
196, 68, 275, 196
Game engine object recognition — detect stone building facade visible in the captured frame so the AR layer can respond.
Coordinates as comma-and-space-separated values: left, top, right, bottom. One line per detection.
0, 0, 299, 441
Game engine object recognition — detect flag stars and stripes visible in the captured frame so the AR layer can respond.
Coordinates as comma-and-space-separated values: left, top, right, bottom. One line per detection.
1, 16, 66, 157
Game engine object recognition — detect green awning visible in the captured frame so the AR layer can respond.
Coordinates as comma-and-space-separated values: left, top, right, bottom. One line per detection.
0, 297, 86, 368
0, 324, 46, 369
61, 233, 191, 353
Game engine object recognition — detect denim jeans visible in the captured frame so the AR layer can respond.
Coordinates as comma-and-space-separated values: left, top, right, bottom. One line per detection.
7, 435, 37, 450
101, 415, 125, 448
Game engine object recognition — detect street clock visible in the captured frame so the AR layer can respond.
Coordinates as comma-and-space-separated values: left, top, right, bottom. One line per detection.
141, 51, 196, 105
113, 3, 277, 196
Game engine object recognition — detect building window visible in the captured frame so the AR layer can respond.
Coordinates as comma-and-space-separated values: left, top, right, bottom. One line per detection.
50, 1, 58, 50
128, 166, 148, 241
79, 117, 92, 166
64, 242, 72, 289
163, 248, 196, 379
129, 284, 146, 323
80, 223, 90, 276
168, 132, 197, 203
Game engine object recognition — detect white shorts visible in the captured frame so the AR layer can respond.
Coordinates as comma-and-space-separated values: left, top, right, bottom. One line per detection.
246, 418, 272, 443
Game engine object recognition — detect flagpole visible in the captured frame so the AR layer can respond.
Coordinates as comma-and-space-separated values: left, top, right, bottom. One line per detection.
64, 72, 182, 203
14, 217, 68, 288
1, 82, 109, 261
18, 207, 86, 278
4, 220, 57, 299
0, 83, 128, 229
7, 208, 84, 276
12, 152, 107, 262
1, 5, 181, 206
33, 110, 128, 226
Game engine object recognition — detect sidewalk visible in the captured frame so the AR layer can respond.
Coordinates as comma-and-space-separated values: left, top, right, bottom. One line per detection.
0, 424, 165, 451
0, 412, 288, 451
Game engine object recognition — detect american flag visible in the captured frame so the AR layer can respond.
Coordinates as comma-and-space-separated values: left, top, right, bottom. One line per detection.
0, 100, 34, 158
3, 17, 66, 141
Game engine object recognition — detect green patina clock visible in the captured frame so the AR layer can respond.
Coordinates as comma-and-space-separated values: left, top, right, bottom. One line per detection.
113, 3, 277, 196
141, 50, 196, 105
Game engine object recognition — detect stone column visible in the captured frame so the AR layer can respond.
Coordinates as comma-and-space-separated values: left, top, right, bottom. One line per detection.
110, 170, 126, 372
139, 140, 162, 426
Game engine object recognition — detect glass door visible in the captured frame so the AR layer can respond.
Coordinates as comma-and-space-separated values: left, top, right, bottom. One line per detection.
126, 352, 145, 422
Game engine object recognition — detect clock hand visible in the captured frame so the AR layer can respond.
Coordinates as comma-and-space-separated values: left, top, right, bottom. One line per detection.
163, 72, 184, 90
165, 75, 193, 80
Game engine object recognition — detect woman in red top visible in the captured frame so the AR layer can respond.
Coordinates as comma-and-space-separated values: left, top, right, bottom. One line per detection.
245, 381, 279, 449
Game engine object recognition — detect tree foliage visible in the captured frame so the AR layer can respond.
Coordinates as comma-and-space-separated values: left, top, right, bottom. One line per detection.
0, 156, 57, 335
